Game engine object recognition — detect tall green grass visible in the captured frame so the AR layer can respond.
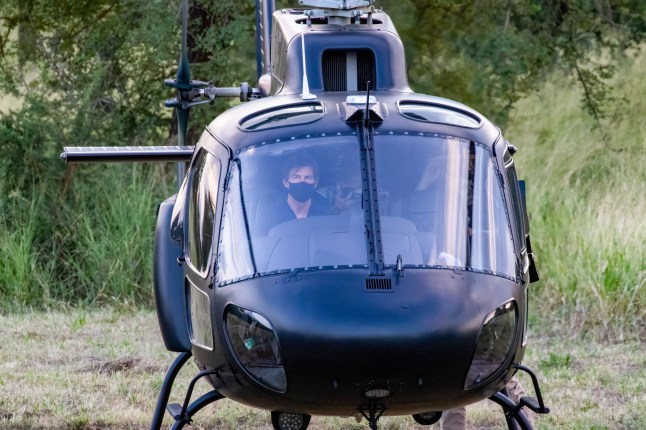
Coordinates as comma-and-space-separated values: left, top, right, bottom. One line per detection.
0, 163, 175, 310
506, 52, 645, 339
55, 164, 175, 307
0, 190, 56, 306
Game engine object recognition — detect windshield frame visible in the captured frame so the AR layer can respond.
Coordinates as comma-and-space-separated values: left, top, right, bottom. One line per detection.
215, 130, 520, 286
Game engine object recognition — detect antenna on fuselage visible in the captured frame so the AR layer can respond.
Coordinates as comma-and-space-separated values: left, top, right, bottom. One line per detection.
300, 28, 317, 100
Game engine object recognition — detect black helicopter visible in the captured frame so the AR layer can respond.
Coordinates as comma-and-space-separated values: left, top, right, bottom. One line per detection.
61, 1, 549, 429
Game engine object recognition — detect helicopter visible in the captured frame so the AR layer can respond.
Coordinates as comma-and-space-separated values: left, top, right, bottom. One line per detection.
60, 0, 550, 429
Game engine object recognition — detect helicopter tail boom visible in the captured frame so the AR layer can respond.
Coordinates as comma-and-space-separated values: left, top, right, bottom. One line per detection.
60, 146, 194, 164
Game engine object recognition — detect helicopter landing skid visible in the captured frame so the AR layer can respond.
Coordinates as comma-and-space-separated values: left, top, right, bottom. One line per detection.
150, 352, 225, 430
489, 365, 550, 430
489, 390, 533, 430
359, 398, 387, 430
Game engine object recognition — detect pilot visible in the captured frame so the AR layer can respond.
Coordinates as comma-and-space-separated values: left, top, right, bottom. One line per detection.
255, 154, 333, 234
439, 377, 533, 429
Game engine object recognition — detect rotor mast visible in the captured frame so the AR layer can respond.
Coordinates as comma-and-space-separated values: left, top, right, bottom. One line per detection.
299, 0, 375, 24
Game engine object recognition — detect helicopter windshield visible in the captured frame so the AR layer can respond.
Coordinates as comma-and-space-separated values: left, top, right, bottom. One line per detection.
216, 133, 516, 285
216, 134, 368, 285
373, 134, 516, 278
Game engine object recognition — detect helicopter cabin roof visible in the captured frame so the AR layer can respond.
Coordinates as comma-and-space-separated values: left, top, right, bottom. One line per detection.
269, 8, 411, 95
205, 92, 501, 156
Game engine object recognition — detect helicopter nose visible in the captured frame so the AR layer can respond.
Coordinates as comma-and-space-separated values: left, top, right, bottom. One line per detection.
219, 268, 522, 415
270, 279, 482, 404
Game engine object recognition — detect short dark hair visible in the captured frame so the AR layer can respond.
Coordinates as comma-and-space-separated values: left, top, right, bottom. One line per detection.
282, 153, 319, 180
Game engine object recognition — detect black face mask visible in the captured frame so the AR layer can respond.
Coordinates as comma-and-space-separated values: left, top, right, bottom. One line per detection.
287, 181, 316, 202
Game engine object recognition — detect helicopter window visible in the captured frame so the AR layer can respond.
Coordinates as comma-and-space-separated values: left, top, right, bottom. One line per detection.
216, 135, 367, 285
187, 149, 221, 276
505, 163, 526, 251
470, 144, 517, 278
170, 174, 189, 243
374, 135, 516, 279
217, 160, 256, 283
398, 102, 481, 128
239, 103, 324, 131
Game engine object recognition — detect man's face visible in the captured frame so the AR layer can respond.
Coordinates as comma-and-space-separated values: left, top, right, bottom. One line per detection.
283, 165, 316, 187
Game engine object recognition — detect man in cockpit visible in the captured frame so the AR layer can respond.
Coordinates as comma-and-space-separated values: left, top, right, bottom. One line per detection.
255, 154, 333, 234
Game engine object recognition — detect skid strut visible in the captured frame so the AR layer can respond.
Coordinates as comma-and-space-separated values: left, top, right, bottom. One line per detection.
489, 390, 533, 430
359, 398, 386, 430
150, 352, 225, 430
489, 365, 550, 430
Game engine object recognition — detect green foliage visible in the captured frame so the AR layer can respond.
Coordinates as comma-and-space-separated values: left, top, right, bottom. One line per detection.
380, 0, 646, 125
0, 0, 645, 335
507, 53, 646, 340
539, 352, 572, 370
0, 0, 251, 309
0, 190, 56, 307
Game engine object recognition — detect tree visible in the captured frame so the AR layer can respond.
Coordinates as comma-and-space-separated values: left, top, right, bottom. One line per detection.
380, 0, 646, 125
0, 0, 257, 306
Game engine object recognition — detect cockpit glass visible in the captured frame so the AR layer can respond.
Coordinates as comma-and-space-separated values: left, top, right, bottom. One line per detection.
216, 132, 517, 285
216, 135, 368, 285
398, 102, 481, 128
373, 135, 516, 279
239, 103, 324, 131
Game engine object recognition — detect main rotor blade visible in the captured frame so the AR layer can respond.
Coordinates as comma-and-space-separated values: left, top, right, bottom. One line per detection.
177, 0, 191, 91
61, 146, 195, 163
175, 0, 191, 184
255, 0, 274, 79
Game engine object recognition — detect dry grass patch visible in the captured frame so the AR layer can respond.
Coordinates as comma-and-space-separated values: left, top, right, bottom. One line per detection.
0, 310, 643, 429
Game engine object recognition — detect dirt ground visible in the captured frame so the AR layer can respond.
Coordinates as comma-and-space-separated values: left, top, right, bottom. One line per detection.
1, 310, 644, 429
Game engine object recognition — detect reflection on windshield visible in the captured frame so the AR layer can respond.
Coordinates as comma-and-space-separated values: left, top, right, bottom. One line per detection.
374, 135, 516, 278
216, 133, 517, 285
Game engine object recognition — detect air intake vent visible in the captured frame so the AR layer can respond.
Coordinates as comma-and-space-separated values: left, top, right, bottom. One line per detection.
323, 49, 375, 92
365, 277, 392, 292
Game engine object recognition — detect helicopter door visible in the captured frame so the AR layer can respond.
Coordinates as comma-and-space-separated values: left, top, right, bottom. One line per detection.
184, 145, 226, 351
501, 142, 532, 347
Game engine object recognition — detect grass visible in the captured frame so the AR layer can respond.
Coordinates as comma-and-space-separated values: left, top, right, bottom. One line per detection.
0, 163, 175, 310
0, 310, 643, 430
56, 164, 172, 307
0, 192, 57, 306
505, 50, 646, 340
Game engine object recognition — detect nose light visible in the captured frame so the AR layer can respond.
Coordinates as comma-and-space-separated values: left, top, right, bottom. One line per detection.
271, 411, 311, 430
225, 305, 286, 392
364, 388, 391, 398
464, 300, 517, 389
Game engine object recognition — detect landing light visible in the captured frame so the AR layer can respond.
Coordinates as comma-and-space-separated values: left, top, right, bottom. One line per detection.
464, 301, 517, 389
364, 388, 391, 398
271, 411, 311, 430
225, 305, 286, 392
412, 411, 442, 425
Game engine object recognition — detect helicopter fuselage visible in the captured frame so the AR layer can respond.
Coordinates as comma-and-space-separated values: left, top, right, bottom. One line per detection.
158, 91, 531, 417
60, 3, 544, 427
200, 269, 524, 416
